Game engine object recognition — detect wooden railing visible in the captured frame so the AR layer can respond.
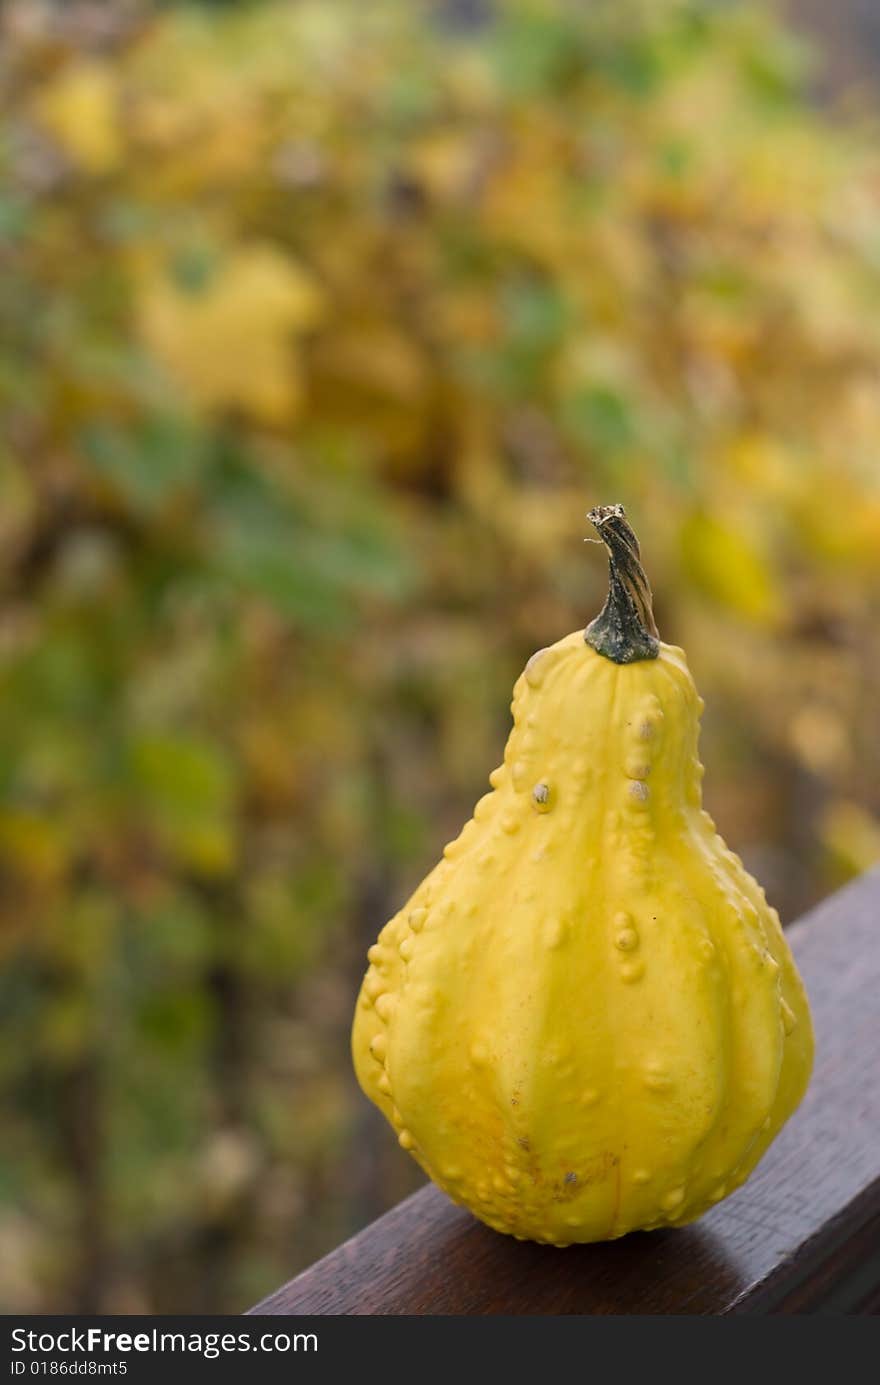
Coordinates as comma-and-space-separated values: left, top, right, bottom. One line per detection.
249, 869, 880, 1315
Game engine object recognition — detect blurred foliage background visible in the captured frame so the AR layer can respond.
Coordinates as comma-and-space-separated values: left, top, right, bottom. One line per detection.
1, 0, 879, 1313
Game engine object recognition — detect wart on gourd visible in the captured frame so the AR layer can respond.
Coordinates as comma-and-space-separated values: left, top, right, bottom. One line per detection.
352, 506, 814, 1246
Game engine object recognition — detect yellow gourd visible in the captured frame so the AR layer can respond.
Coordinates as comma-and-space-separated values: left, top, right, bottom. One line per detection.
352, 505, 814, 1244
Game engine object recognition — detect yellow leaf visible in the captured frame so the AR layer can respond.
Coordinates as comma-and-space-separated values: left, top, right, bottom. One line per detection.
139, 245, 324, 424
679, 512, 783, 626
822, 801, 880, 878
788, 705, 850, 775
408, 133, 474, 200
172, 822, 237, 877
35, 61, 122, 174
320, 322, 426, 402
0, 809, 69, 884
725, 434, 803, 502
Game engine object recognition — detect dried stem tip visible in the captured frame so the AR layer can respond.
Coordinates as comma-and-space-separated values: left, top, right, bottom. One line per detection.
584, 504, 659, 664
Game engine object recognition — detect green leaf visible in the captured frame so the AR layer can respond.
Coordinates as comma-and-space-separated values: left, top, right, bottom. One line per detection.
492, 11, 585, 95
565, 385, 635, 454
82, 416, 207, 513
129, 733, 233, 819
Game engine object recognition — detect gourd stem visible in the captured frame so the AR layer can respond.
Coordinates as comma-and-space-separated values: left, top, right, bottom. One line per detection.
584, 504, 659, 664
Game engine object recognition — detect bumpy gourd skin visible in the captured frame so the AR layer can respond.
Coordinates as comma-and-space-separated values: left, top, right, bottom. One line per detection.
351, 633, 814, 1245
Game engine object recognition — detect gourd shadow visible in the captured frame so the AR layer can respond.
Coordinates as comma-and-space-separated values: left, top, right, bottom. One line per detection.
456, 1212, 751, 1313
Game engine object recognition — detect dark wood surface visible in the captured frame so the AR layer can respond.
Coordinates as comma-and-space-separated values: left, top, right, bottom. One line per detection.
250, 869, 880, 1315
